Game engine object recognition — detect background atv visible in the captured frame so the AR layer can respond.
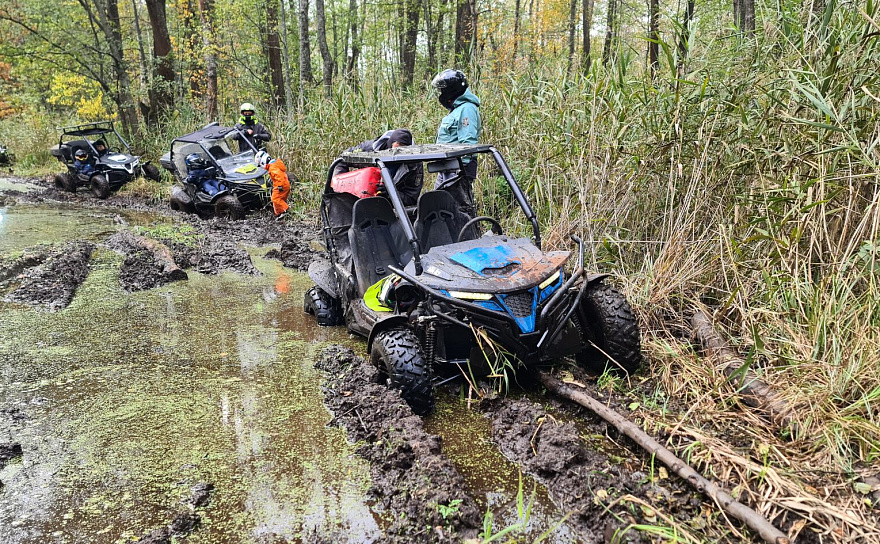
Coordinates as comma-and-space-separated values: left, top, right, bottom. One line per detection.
305, 144, 642, 415
160, 123, 271, 220
0, 142, 13, 166
49, 121, 160, 199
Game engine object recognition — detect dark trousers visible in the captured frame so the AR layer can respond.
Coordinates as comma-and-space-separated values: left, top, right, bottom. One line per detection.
436, 174, 477, 240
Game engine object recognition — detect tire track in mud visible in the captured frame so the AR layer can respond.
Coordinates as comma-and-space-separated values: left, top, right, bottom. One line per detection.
1, 241, 94, 310
315, 346, 482, 543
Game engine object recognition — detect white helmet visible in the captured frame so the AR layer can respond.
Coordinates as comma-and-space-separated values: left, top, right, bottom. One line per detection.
254, 149, 271, 168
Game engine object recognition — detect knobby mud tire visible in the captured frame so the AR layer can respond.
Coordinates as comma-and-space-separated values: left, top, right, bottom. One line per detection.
90, 175, 110, 199
169, 186, 194, 213
142, 163, 161, 181
214, 195, 244, 220
575, 282, 642, 376
371, 328, 434, 416
54, 173, 77, 193
303, 286, 342, 326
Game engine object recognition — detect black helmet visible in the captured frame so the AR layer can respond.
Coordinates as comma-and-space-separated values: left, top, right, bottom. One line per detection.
432, 69, 468, 109
185, 153, 207, 169
74, 149, 89, 160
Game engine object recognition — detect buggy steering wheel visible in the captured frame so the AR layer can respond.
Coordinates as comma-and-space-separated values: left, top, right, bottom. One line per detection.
457, 216, 504, 242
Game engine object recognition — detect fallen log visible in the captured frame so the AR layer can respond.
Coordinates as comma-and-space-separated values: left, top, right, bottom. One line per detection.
691, 310, 796, 433
539, 372, 790, 544
118, 231, 187, 281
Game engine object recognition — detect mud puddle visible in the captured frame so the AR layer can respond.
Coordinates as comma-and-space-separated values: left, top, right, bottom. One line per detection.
0, 205, 378, 543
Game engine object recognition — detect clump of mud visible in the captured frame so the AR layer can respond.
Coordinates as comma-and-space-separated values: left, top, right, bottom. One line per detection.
488, 399, 699, 542
316, 346, 482, 542
264, 235, 321, 272
171, 239, 258, 276
2, 241, 95, 310
134, 482, 212, 544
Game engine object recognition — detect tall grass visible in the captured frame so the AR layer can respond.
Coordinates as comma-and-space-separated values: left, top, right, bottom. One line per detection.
1, 2, 878, 522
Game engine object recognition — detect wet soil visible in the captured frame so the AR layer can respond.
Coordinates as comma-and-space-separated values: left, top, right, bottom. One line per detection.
315, 346, 482, 542
487, 397, 701, 542
1, 241, 94, 310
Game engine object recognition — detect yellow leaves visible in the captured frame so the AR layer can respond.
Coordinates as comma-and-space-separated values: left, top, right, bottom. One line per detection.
47, 73, 113, 120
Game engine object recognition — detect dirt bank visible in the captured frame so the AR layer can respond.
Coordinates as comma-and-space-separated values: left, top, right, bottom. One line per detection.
487, 397, 700, 543
315, 346, 482, 543
1, 241, 95, 310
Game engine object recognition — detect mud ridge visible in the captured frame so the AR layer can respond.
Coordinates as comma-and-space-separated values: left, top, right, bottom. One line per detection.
487, 398, 700, 543
3, 241, 95, 310
107, 230, 258, 283
315, 346, 482, 542
264, 234, 321, 272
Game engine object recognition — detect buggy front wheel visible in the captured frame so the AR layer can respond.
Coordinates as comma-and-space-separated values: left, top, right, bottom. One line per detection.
90, 175, 110, 199
371, 328, 434, 415
214, 195, 244, 220
574, 282, 642, 376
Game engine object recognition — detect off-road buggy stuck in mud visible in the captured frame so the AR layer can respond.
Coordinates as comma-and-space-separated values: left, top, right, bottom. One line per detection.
50, 121, 160, 198
305, 144, 642, 415
160, 123, 272, 220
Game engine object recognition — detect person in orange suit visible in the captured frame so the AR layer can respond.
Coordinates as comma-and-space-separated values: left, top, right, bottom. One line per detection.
255, 150, 291, 220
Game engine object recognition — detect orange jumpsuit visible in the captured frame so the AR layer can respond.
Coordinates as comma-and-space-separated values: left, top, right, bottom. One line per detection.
267, 158, 290, 216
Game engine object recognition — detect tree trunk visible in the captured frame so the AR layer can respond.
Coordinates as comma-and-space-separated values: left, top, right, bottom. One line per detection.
581, 0, 592, 73
198, 0, 219, 119
145, 0, 175, 115
648, 0, 659, 78
400, 0, 419, 87
315, 0, 335, 91
267, 0, 286, 106
279, 0, 295, 107
130, 0, 150, 92
566, 0, 577, 73
454, 0, 476, 65
677, 0, 695, 69
602, 0, 616, 65
735, 0, 756, 33
298, 0, 314, 87
99, 0, 139, 134
345, 0, 361, 83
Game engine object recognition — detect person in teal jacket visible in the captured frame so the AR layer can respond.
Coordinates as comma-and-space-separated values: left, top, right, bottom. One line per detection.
432, 69, 482, 230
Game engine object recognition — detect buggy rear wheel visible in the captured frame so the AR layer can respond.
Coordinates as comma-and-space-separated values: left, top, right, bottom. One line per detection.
371, 328, 434, 415
575, 282, 641, 375
142, 163, 161, 181
54, 173, 76, 193
90, 174, 110, 199
303, 286, 342, 326
214, 195, 244, 220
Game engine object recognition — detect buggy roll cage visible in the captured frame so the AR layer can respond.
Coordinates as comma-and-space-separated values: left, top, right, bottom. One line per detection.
57, 121, 130, 154
169, 122, 261, 175
323, 144, 542, 276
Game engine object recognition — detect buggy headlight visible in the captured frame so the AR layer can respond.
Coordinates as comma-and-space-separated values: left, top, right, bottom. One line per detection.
539, 270, 561, 290
448, 291, 492, 301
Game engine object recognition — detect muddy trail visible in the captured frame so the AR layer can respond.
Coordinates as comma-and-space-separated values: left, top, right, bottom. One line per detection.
0, 174, 857, 543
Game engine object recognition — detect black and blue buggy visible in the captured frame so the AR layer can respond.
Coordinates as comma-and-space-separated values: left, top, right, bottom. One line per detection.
304, 144, 641, 415
159, 123, 273, 220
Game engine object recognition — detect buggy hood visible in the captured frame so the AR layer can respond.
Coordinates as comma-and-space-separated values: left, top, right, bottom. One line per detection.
404, 236, 568, 294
